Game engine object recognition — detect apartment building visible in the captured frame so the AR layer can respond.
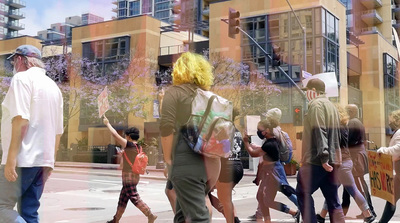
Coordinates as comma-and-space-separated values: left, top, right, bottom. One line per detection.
37, 13, 104, 44
112, 0, 215, 36
0, 0, 25, 40
208, 0, 399, 159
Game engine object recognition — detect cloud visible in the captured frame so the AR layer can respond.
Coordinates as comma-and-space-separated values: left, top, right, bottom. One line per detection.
20, 0, 115, 36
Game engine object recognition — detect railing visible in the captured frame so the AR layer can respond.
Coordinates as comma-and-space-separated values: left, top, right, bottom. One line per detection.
9, 10, 25, 18
8, 0, 26, 7
361, 26, 378, 34
160, 44, 188, 56
8, 20, 24, 29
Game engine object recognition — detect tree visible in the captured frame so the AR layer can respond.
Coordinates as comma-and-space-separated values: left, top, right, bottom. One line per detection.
206, 51, 282, 116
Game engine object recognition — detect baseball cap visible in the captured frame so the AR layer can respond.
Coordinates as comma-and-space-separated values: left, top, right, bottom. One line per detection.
7, 45, 42, 60
265, 108, 282, 122
301, 78, 325, 93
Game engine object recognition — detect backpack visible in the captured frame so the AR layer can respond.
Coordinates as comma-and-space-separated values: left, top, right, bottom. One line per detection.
274, 127, 293, 163
123, 144, 148, 175
181, 88, 235, 158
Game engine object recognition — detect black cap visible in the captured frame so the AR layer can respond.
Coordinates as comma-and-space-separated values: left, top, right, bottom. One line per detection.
301, 78, 325, 93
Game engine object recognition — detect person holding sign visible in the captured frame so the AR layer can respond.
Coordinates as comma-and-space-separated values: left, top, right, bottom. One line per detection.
243, 119, 300, 223
377, 109, 400, 223
103, 116, 157, 223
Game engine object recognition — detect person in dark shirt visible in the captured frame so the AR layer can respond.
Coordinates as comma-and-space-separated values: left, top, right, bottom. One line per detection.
208, 108, 244, 223
103, 116, 157, 223
316, 104, 375, 223
341, 104, 376, 218
243, 119, 299, 223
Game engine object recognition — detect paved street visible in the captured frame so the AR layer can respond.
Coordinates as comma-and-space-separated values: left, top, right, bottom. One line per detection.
35, 165, 400, 223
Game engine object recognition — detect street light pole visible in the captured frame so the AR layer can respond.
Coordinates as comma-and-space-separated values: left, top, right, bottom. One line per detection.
285, 0, 307, 72
156, 86, 165, 169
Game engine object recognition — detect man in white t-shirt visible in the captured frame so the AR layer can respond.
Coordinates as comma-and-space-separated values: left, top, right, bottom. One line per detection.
0, 45, 63, 223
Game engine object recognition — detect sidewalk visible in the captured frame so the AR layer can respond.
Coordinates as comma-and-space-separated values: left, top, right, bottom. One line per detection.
55, 161, 298, 179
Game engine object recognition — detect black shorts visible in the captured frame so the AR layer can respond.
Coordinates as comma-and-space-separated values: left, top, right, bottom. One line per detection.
218, 160, 244, 184
166, 179, 173, 190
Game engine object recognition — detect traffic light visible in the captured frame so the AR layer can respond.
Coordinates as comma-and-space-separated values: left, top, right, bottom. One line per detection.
271, 45, 281, 68
228, 8, 240, 39
293, 106, 303, 126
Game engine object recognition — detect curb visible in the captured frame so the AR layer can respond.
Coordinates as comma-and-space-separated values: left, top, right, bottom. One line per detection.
54, 161, 297, 178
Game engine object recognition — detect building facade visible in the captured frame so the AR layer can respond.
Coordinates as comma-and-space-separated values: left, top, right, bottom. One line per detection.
208, 0, 399, 159
0, 0, 25, 40
113, 0, 214, 36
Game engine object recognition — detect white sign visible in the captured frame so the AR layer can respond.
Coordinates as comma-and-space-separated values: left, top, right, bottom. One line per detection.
302, 72, 339, 98
97, 86, 109, 118
245, 115, 261, 136
302, 70, 312, 79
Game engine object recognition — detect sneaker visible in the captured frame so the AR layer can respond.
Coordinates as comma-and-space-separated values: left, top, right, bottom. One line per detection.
364, 215, 376, 223
148, 214, 157, 223
234, 216, 241, 223
106, 218, 115, 223
293, 210, 300, 223
356, 213, 364, 219
248, 214, 261, 221
316, 214, 325, 223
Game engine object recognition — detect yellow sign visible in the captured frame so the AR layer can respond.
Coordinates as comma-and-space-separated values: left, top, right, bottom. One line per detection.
368, 151, 395, 204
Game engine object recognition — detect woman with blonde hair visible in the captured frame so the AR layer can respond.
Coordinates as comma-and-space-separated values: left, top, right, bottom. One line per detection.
160, 52, 220, 223
316, 104, 375, 223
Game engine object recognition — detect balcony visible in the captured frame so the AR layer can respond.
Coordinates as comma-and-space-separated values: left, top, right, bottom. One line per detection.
8, 0, 26, 8
8, 10, 25, 19
361, 9, 383, 25
202, 7, 209, 17
347, 52, 362, 76
112, 0, 117, 5
112, 7, 118, 13
361, 26, 379, 35
8, 21, 24, 30
393, 20, 400, 31
360, 0, 382, 9
393, 6, 400, 18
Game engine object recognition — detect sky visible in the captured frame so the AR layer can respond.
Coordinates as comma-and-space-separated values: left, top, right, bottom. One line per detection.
20, 0, 115, 36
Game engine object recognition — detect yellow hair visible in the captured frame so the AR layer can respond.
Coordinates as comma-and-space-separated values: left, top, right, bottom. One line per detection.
172, 52, 214, 90
391, 109, 400, 123
334, 104, 349, 126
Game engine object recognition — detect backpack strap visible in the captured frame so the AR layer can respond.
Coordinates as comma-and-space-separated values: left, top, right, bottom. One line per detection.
122, 143, 141, 167
196, 95, 217, 138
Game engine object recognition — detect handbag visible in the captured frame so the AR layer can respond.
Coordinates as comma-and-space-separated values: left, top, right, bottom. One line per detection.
123, 143, 148, 175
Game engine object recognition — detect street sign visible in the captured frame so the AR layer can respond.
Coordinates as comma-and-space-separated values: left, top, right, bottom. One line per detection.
97, 86, 109, 118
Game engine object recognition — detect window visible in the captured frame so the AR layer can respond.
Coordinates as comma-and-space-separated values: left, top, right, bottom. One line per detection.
142, 0, 152, 14
241, 16, 267, 72
118, 9, 127, 17
321, 9, 340, 78
82, 36, 130, 77
384, 53, 400, 134
129, 1, 140, 16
